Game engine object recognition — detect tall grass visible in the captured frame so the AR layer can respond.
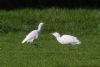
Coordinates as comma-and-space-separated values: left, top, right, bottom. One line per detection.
0, 8, 99, 35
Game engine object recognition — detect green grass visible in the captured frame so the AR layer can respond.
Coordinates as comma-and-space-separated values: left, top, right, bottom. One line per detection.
0, 8, 100, 67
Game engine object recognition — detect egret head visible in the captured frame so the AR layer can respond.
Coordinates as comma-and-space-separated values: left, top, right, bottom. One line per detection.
39, 22, 44, 26
37, 22, 45, 32
51, 32, 60, 37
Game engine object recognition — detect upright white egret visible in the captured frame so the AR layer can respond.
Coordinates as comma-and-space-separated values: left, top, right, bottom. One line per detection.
51, 32, 81, 45
22, 22, 44, 44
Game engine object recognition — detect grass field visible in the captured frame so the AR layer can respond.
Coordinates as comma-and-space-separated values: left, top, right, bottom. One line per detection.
0, 8, 100, 67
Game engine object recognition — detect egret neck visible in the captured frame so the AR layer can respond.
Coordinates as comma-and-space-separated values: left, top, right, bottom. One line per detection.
56, 35, 63, 44
37, 23, 43, 32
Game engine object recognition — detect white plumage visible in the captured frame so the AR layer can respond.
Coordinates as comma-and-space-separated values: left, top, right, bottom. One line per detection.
22, 22, 44, 44
51, 32, 81, 45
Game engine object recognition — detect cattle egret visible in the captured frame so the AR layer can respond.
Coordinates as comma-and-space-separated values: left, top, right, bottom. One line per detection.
51, 32, 81, 45
22, 22, 44, 44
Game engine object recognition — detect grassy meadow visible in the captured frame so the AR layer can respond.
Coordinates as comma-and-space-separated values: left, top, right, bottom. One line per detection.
0, 8, 100, 67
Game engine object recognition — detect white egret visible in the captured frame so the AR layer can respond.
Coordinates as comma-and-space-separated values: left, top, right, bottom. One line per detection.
22, 22, 44, 44
51, 32, 81, 45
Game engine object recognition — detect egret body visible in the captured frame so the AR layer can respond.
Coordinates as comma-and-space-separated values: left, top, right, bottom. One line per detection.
22, 22, 44, 44
51, 32, 81, 45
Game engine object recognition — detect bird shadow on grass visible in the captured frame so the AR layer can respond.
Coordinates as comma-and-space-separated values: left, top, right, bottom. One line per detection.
32, 43, 43, 48
22, 42, 41, 48
33, 43, 39, 47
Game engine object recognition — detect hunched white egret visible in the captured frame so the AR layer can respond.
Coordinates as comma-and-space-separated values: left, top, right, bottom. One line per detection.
22, 22, 44, 44
51, 32, 81, 45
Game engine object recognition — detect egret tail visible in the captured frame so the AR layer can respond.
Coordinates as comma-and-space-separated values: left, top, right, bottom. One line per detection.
76, 40, 81, 44
22, 39, 26, 44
